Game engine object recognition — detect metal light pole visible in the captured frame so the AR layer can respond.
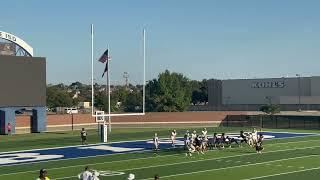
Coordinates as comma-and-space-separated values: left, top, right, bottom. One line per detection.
296, 74, 301, 111
69, 111, 74, 131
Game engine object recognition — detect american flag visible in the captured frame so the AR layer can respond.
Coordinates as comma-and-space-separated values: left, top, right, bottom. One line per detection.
98, 49, 111, 63
102, 61, 108, 78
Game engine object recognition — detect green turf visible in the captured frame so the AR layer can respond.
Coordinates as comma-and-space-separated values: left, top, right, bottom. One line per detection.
0, 127, 319, 180
0, 127, 251, 152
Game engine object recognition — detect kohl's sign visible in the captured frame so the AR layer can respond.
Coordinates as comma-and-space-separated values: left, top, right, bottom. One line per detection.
251, 81, 285, 88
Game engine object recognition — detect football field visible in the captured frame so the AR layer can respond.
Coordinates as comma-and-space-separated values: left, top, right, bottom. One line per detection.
0, 127, 319, 180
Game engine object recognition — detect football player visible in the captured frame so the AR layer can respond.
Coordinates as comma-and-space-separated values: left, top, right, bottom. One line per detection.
256, 134, 264, 154
170, 129, 177, 147
153, 133, 160, 153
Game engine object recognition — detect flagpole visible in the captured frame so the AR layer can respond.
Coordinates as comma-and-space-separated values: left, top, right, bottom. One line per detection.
91, 24, 94, 116
107, 45, 111, 133
143, 28, 146, 114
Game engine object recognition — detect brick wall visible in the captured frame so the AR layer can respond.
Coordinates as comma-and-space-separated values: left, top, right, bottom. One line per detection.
15, 111, 248, 128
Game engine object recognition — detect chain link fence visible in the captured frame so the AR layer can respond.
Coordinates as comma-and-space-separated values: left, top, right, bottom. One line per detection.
220, 115, 320, 130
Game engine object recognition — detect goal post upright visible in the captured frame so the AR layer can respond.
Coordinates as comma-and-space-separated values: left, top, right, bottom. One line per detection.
91, 26, 146, 122
143, 28, 146, 114
91, 24, 94, 117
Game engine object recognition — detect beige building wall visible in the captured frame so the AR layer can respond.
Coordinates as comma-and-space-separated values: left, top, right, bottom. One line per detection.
221, 77, 313, 105
311, 76, 320, 96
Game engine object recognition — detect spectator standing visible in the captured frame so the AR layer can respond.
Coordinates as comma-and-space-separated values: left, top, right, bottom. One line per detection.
36, 169, 50, 180
7, 123, 11, 135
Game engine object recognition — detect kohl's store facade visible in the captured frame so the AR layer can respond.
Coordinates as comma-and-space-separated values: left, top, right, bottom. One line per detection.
208, 76, 320, 111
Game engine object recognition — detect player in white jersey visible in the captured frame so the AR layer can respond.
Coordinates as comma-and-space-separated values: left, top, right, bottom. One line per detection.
186, 136, 196, 157
198, 128, 207, 151
91, 171, 100, 180
202, 128, 208, 139
153, 133, 160, 153
252, 128, 258, 144
191, 130, 197, 144
78, 166, 93, 180
184, 130, 190, 150
170, 129, 177, 147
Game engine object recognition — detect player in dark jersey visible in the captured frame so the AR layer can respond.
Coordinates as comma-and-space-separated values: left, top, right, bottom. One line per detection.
213, 132, 218, 149
240, 130, 246, 142
220, 133, 227, 148
239, 130, 247, 147
80, 128, 87, 145
256, 134, 264, 154
207, 133, 215, 150
225, 136, 240, 148
194, 135, 204, 154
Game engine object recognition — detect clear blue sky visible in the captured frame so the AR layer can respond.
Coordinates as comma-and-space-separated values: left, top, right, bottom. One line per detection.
1, 0, 320, 85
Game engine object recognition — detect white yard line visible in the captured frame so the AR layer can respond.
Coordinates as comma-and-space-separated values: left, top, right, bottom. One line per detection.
0, 153, 180, 176
55, 154, 320, 180
0, 134, 319, 168
38, 146, 320, 179
0, 136, 182, 155
266, 139, 320, 146
0, 138, 152, 155
139, 155, 320, 180
242, 167, 320, 180
1, 139, 320, 176
261, 130, 320, 135
1, 131, 318, 155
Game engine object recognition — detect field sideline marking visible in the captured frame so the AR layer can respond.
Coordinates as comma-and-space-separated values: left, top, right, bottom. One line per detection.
54, 146, 320, 180
2, 130, 317, 155
262, 130, 320, 135
266, 138, 320, 146
2, 131, 315, 168
55, 154, 320, 180
1, 138, 320, 177
0, 132, 208, 154
139, 154, 320, 180
1, 131, 318, 156
0, 134, 319, 170
242, 166, 320, 180
108, 145, 320, 172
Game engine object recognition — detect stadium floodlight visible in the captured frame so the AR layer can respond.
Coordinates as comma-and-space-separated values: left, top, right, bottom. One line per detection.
90, 25, 146, 118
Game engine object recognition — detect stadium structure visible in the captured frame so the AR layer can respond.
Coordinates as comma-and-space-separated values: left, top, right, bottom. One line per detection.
208, 76, 320, 111
0, 31, 46, 134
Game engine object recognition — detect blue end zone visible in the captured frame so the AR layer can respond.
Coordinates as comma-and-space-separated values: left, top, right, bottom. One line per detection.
0, 131, 317, 166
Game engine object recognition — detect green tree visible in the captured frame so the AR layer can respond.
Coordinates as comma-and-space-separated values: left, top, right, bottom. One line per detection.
146, 79, 160, 112
47, 86, 73, 108
259, 104, 280, 115
146, 70, 192, 112
123, 90, 143, 112
94, 92, 119, 112
190, 79, 208, 105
